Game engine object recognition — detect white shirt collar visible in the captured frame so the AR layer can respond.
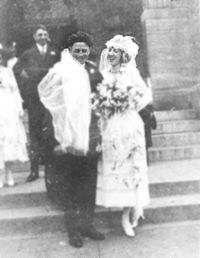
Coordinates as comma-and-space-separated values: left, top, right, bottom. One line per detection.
36, 44, 47, 54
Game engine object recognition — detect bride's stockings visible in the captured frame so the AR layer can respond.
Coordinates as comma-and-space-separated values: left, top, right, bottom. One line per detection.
130, 207, 139, 228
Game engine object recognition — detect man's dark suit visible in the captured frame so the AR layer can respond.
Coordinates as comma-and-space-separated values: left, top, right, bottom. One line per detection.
13, 45, 59, 176
41, 60, 103, 233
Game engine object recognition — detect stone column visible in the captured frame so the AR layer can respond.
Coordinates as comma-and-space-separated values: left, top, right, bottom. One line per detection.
142, 0, 198, 110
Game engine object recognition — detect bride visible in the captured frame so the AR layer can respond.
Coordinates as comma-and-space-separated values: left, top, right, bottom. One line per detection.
96, 35, 150, 237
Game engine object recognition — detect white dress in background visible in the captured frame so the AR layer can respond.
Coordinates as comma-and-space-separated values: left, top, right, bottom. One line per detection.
0, 66, 28, 168
96, 65, 150, 211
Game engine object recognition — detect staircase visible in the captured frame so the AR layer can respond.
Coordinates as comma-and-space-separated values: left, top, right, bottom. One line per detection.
149, 109, 200, 162
0, 159, 199, 236
0, 108, 200, 237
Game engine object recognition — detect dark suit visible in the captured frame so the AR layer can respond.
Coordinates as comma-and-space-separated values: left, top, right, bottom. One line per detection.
14, 45, 59, 175
139, 104, 154, 149
132, 32, 156, 151
41, 60, 103, 233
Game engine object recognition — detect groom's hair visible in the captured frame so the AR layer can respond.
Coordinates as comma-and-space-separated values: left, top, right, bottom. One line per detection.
67, 31, 93, 48
33, 24, 48, 34
0, 47, 11, 65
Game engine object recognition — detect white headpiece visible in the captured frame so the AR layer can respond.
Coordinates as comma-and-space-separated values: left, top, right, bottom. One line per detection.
105, 34, 139, 60
99, 35, 139, 73
99, 35, 153, 112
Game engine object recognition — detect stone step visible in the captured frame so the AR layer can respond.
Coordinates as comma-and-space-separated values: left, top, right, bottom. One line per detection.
2, 160, 200, 206
2, 176, 200, 209
11, 161, 30, 173
0, 193, 199, 236
1, 177, 199, 210
149, 145, 200, 162
155, 109, 196, 121
0, 206, 65, 236
153, 120, 200, 134
0, 192, 49, 209
148, 160, 200, 198
105, 194, 200, 227
152, 131, 200, 147
0, 160, 200, 235
145, 194, 200, 224
1, 159, 200, 207
12, 163, 44, 173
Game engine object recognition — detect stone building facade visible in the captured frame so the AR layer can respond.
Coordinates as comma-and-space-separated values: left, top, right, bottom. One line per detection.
0, 0, 200, 110
143, 0, 200, 110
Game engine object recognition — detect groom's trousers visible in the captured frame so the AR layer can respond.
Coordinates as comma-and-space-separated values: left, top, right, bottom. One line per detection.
45, 153, 98, 233
65, 154, 98, 233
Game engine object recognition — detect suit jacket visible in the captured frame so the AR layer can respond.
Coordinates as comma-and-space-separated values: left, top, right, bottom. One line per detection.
41, 60, 103, 159
13, 45, 60, 109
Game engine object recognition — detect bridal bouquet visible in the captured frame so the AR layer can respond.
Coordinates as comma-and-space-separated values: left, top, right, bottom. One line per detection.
91, 81, 134, 119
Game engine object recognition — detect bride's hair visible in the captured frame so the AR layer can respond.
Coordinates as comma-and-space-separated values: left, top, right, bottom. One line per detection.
67, 31, 93, 48
121, 51, 132, 64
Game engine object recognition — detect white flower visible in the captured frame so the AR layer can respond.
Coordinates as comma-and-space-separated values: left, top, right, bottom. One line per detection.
90, 68, 95, 74
99, 85, 108, 97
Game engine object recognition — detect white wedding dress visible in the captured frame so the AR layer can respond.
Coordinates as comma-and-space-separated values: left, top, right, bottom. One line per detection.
0, 66, 28, 168
96, 65, 150, 211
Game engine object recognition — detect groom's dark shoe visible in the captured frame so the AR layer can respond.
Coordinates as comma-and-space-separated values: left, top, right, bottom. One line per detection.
68, 231, 83, 248
80, 225, 105, 240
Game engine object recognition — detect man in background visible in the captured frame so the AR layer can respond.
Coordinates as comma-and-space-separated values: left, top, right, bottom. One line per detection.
14, 24, 59, 182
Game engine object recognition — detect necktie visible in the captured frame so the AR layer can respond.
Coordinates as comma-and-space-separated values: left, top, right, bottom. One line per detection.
40, 47, 46, 56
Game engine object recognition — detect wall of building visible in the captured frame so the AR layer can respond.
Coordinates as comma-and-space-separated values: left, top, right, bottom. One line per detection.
142, 0, 200, 109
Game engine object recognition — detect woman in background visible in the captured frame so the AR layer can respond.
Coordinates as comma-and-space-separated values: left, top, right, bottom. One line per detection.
0, 48, 28, 187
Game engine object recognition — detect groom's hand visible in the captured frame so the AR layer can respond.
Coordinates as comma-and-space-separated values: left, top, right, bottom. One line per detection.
65, 147, 84, 156
53, 145, 85, 156
53, 144, 65, 155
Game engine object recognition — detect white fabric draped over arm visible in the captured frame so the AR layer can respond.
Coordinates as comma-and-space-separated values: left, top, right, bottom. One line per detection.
38, 50, 91, 155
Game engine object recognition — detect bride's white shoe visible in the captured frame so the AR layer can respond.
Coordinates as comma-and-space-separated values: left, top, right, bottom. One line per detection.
0, 177, 4, 188
0, 170, 5, 188
129, 207, 139, 228
5, 170, 15, 186
121, 209, 135, 237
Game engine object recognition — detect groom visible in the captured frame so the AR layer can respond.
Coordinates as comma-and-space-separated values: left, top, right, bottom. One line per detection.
40, 31, 104, 248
